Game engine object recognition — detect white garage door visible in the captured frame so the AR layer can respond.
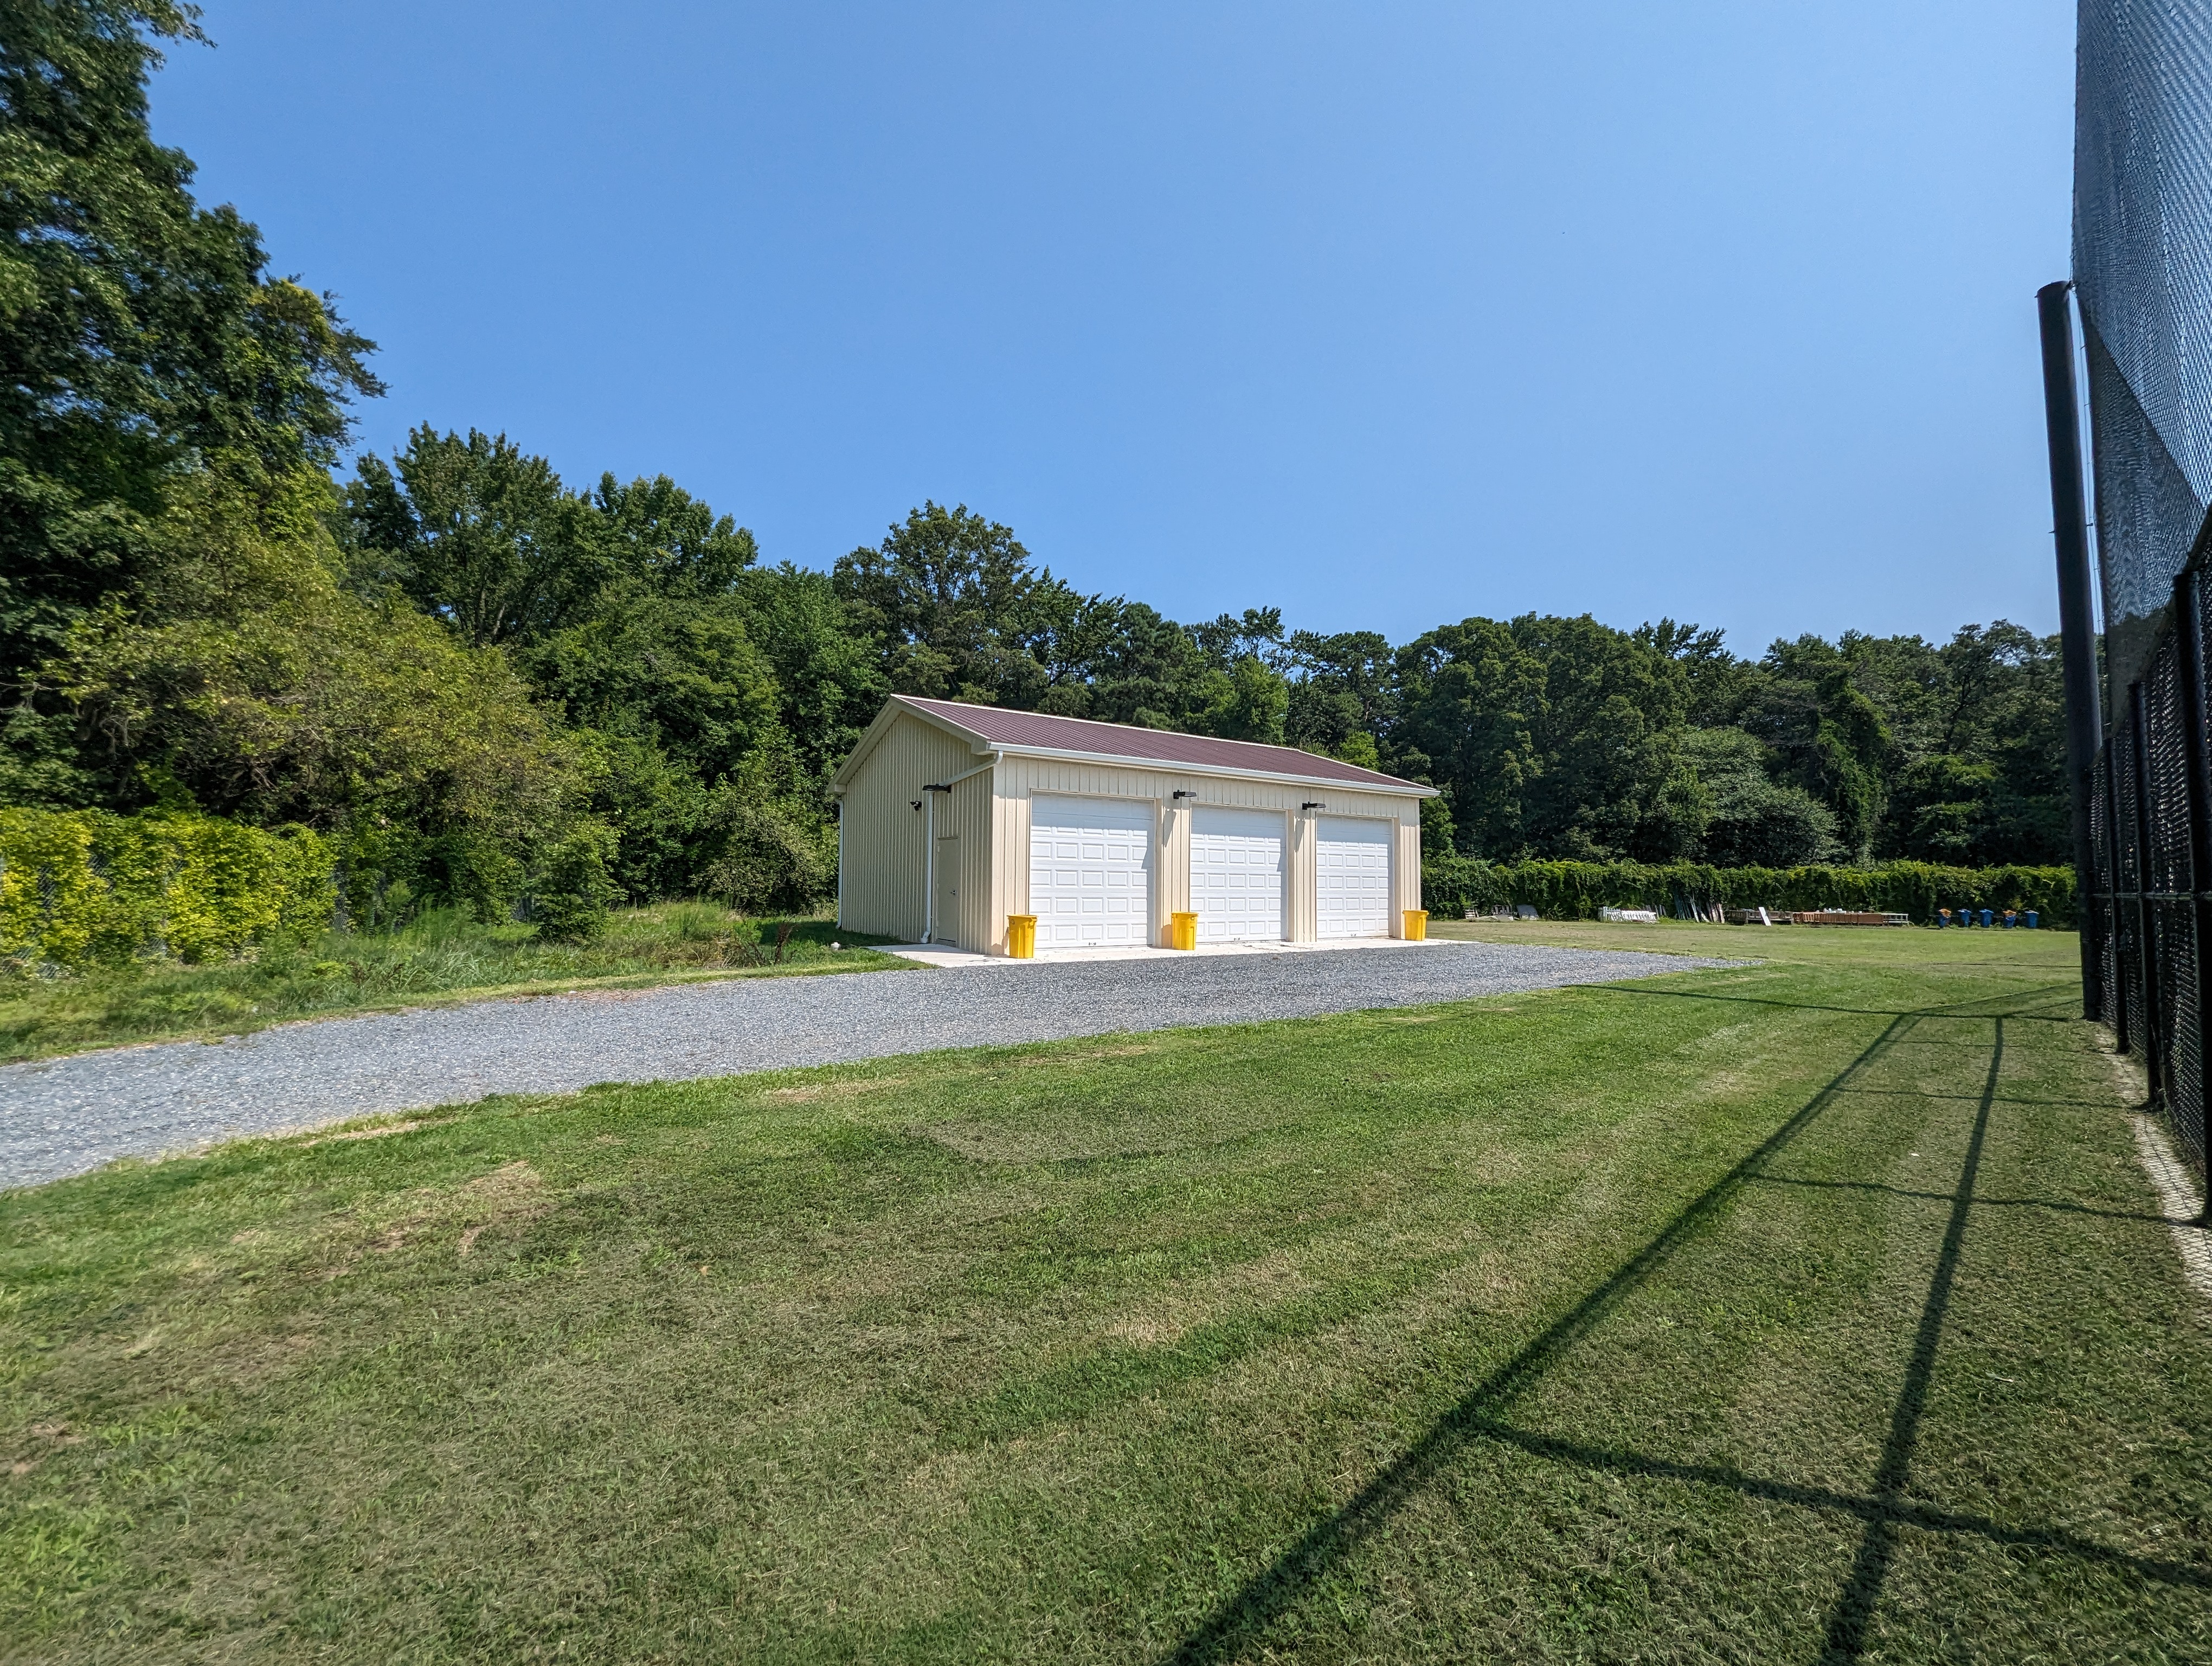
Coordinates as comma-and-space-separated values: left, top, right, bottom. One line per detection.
1316, 816, 1392, 938
1029, 796, 1154, 947
1190, 806, 1285, 942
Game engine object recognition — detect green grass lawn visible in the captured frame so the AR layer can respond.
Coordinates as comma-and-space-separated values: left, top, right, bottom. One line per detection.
0, 903, 907, 1065
3, 926, 2207, 1661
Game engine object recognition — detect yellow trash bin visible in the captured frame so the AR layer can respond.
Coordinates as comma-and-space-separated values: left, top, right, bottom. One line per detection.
1169, 911, 1199, 951
1006, 914, 1037, 959
1403, 909, 1429, 941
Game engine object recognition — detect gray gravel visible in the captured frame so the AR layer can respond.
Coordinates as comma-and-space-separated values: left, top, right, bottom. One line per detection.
0, 940, 1734, 1189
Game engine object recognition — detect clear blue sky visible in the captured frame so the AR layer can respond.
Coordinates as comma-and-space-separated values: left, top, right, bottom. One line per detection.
152, 1, 2075, 655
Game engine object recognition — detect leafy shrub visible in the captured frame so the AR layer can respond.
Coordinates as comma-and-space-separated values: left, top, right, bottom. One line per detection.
529, 822, 623, 943
700, 793, 834, 914
1424, 856, 2076, 927
0, 809, 336, 973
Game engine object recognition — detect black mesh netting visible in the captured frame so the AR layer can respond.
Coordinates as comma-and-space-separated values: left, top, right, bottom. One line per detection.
2076, 2, 2212, 1179
2076, 0, 2212, 693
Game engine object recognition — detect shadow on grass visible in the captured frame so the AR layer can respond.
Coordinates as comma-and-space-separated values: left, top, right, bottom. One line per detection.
1451, 1417, 2210, 1595
1757, 1174, 2171, 1227
1160, 1014, 1921, 1664
1583, 982, 2082, 1023
1814, 1020, 1999, 1661
1162, 1004, 2189, 1664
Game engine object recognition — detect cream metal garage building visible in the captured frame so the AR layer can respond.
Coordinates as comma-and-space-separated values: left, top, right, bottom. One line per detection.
830, 696, 1437, 954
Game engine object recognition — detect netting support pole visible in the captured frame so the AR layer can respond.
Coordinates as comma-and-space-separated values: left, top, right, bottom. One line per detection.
2039, 281, 2105, 1019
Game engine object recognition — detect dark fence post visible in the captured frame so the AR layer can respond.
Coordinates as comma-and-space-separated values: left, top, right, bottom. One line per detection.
2105, 743, 2131, 1053
2175, 567, 2212, 1209
2129, 682, 2166, 1107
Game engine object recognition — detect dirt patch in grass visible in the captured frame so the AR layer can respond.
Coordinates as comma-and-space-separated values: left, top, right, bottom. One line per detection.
764, 1075, 910, 1104
305, 1119, 427, 1146
454, 1161, 548, 1256
317, 1158, 550, 1272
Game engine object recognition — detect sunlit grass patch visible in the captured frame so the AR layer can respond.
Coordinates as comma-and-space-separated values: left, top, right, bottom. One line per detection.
2, 926, 2205, 1661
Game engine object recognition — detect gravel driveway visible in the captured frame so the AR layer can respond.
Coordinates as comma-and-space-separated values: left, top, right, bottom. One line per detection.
0, 940, 1733, 1189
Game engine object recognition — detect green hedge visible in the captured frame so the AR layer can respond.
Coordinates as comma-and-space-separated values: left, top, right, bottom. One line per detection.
1422, 857, 2076, 927
0, 809, 336, 973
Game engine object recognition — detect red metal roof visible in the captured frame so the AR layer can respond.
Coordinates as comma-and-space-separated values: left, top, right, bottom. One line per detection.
896, 696, 1431, 792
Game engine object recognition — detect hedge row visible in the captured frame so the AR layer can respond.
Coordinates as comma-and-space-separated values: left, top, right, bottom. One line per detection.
1422, 857, 2076, 927
0, 809, 337, 973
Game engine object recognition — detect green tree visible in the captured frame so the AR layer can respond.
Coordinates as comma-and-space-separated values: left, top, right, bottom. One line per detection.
1, 0, 380, 788
44, 468, 593, 915
1510, 613, 1689, 857
1393, 617, 1544, 855
1681, 726, 1839, 866
1070, 601, 1217, 731
345, 427, 599, 647
524, 582, 795, 897
1285, 629, 1394, 764
1198, 656, 1290, 745
832, 502, 1051, 703
734, 563, 885, 785
589, 471, 757, 597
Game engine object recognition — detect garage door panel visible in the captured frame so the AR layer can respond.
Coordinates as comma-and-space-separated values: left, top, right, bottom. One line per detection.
1030, 795, 1154, 947
1192, 806, 1284, 942
1316, 816, 1391, 939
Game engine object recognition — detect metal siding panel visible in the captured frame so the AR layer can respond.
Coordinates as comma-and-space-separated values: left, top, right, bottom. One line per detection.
951, 769, 993, 951
837, 713, 974, 942
1288, 811, 1317, 941
1395, 819, 1421, 935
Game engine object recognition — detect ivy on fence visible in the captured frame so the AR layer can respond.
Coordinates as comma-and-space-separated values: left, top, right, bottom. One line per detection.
1423, 857, 2076, 926
0, 809, 336, 973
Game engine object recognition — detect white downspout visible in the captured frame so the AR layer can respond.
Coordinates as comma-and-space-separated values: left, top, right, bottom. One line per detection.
834, 798, 845, 930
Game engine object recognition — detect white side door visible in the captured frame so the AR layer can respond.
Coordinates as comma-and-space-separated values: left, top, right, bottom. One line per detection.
1189, 806, 1285, 942
1315, 816, 1392, 938
1028, 795, 1155, 947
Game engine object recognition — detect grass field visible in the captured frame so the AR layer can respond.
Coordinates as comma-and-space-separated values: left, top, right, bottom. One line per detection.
0, 904, 906, 1065
3, 924, 2207, 1662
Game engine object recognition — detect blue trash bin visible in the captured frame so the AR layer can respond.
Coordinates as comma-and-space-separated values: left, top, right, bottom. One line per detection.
2025, 911, 2039, 929
1980, 908, 1994, 928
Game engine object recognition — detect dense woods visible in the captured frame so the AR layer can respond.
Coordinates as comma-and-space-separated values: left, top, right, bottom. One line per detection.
1, 3, 2071, 945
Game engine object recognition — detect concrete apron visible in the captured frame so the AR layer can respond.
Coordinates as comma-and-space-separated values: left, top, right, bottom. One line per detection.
884, 938, 1454, 969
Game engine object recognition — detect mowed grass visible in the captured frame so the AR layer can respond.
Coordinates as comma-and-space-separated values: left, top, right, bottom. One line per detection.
3, 927, 2208, 1662
0, 904, 906, 1064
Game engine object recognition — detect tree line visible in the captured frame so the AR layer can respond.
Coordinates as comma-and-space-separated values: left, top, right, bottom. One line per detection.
1, 3, 2069, 937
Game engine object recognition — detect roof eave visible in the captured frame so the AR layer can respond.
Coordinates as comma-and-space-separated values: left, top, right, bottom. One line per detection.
991, 740, 1437, 797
